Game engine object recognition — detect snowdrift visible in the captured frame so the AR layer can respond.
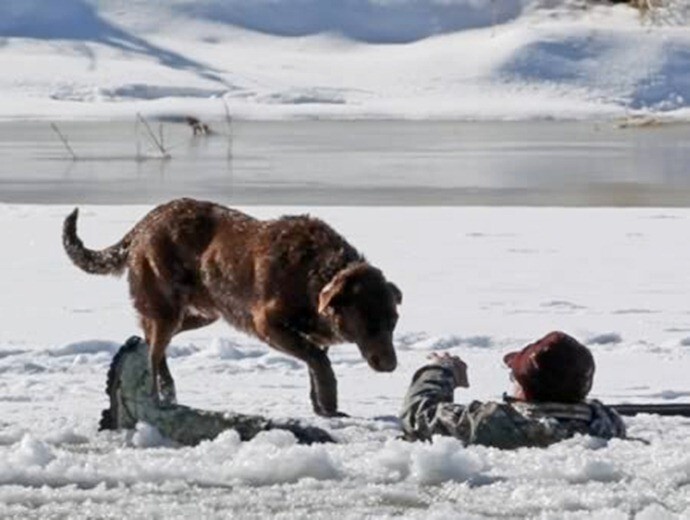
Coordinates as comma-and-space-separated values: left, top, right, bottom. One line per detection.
0, 0, 689, 119
1, 0, 528, 42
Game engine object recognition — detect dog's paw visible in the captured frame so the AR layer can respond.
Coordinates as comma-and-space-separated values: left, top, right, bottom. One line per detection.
317, 410, 350, 418
159, 385, 177, 406
159, 394, 177, 407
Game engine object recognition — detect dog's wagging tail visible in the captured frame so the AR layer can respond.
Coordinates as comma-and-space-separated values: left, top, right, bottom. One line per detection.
63, 208, 132, 276
61, 198, 403, 417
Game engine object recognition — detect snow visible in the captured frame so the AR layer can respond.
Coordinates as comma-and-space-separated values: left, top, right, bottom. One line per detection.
0, 0, 689, 120
3, 1, 690, 513
1, 203, 690, 517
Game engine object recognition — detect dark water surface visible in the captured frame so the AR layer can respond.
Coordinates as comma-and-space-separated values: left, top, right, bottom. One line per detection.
1, 120, 689, 206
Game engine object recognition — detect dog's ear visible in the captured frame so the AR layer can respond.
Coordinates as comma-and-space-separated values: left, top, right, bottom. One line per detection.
388, 282, 402, 305
318, 277, 349, 315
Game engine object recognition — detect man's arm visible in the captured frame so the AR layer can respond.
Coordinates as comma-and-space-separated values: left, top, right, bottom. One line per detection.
399, 355, 475, 442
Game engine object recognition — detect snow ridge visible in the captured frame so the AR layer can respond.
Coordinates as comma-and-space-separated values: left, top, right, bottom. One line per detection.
1, 0, 689, 119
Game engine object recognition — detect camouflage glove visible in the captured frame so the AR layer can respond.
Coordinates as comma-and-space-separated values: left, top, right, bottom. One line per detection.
428, 352, 470, 388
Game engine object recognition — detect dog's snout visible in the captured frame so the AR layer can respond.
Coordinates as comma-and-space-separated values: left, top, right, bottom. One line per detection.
369, 353, 397, 372
381, 356, 397, 372
371, 354, 381, 369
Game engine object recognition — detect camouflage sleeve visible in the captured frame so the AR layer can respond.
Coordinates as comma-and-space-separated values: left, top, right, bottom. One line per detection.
399, 365, 476, 443
399, 365, 573, 448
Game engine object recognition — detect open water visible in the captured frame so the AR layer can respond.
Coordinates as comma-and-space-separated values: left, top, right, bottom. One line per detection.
1, 120, 689, 206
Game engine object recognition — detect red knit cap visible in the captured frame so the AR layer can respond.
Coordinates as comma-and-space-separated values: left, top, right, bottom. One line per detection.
503, 331, 595, 403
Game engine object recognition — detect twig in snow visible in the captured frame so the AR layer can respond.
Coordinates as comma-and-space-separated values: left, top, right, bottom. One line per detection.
135, 117, 142, 161
222, 98, 234, 161
136, 113, 171, 159
50, 122, 78, 161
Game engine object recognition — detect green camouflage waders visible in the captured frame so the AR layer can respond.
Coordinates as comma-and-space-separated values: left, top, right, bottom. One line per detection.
99, 337, 333, 445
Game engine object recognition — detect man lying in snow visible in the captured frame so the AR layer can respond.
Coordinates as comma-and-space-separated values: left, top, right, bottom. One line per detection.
99, 336, 333, 445
400, 331, 626, 448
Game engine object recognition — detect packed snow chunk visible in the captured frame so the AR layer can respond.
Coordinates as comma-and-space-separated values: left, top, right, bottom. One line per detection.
226, 435, 340, 485
49, 340, 120, 357
250, 429, 298, 448
165, 343, 201, 358
43, 428, 88, 446
571, 459, 622, 483
557, 454, 622, 484
636, 503, 680, 520
370, 439, 414, 482
191, 429, 242, 460
209, 337, 264, 360
259, 354, 302, 370
131, 422, 173, 449
586, 333, 623, 346
0, 427, 25, 447
202, 429, 242, 451
9, 435, 55, 468
0, 348, 27, 360
410, 436, 487, 485
408, 334, 493, 351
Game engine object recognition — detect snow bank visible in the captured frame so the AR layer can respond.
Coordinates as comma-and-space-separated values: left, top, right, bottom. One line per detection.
0, 0, 528, 43
7, 436, 56, 468
0, 0, 103, 39
0, 0, 689, 119
207, 337, 265, 361
48, 340, 120, 357
175, 0, 527, 43
0, 428, 338, 490
409, 437, 488, 485
131, 423, 173, 449
223, 430, 340, 484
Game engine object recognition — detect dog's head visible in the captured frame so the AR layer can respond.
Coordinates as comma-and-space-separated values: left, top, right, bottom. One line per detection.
318, 263, 402, 372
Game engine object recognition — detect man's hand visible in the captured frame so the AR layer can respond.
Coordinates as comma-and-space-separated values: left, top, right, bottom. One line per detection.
428, 352, 469, 388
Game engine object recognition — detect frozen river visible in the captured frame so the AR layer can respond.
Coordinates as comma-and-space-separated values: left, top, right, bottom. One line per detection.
1, 120, 689, 205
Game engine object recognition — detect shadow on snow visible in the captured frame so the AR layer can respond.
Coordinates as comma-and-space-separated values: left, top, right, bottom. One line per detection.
0, 0, 228, 87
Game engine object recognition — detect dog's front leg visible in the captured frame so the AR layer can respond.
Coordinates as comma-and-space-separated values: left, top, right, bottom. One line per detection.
306, 349, 343, 417
254, 307, 345, 417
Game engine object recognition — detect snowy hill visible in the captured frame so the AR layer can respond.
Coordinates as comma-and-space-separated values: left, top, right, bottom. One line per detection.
1, 0, 689, 120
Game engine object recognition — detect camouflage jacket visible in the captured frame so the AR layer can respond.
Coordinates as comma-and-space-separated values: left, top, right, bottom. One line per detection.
400, 365, 626, 449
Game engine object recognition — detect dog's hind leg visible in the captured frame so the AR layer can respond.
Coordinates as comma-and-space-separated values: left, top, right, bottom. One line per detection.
130, 252, 188, 403
143, 317, 178, 404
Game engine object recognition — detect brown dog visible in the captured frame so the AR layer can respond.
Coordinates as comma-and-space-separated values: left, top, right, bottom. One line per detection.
62, 198, 401, 416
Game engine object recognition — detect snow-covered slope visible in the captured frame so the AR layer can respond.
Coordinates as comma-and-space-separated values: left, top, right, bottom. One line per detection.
1, 0, 689, 120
